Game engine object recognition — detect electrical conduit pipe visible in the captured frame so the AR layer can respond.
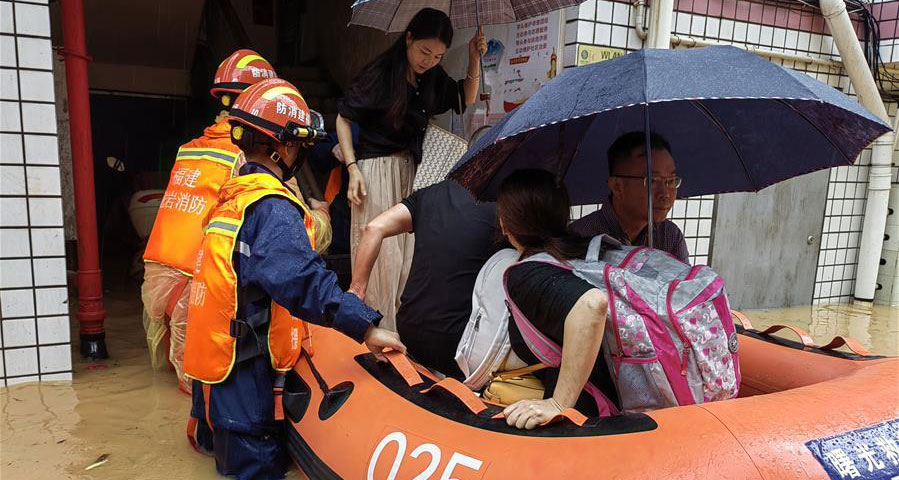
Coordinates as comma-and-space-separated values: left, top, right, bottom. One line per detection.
819, 0, 894, 302
61, 0, 108, 357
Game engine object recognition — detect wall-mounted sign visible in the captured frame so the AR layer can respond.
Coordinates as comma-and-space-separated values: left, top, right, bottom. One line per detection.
576, 45, 626, 66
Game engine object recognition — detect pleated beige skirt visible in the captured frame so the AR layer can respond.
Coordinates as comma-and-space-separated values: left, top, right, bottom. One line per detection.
350, 152, 416, 332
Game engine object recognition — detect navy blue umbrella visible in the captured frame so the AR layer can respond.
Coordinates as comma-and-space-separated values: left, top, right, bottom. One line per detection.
449, 46, 891, 208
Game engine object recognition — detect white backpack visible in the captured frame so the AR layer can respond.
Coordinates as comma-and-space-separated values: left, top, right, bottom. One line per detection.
454, 249, 525, 389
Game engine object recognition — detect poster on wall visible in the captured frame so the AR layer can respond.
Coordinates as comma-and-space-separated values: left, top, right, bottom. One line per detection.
465, 11, 561, 141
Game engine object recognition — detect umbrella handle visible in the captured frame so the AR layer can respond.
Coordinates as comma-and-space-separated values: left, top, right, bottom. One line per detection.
475, 1, 487, 97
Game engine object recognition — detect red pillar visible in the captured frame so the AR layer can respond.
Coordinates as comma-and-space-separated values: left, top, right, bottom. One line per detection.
60, 0, 107, 358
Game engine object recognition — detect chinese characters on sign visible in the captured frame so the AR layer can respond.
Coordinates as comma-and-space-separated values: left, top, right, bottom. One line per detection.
806, 419, 899, 480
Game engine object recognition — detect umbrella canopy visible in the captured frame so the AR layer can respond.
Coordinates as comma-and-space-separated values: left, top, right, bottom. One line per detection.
349, 0, 584, 32
448, 46, 892, 205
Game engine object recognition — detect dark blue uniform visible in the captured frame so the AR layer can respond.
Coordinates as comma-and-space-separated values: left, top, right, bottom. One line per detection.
191, 163, 380, 479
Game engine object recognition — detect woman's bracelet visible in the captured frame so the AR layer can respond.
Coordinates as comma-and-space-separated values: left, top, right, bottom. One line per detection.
346, 160, 357, 169
466, 72, 480, 80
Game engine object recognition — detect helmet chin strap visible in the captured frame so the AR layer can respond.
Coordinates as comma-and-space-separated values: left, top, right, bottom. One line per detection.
270, 151, 301, 182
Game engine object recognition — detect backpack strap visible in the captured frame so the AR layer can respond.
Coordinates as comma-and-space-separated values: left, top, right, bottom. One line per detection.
502, 258, 619, 418
585, 234, 622, 263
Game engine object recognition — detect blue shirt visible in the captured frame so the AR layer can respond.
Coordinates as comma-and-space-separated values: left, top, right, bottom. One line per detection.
195, 163, 380, 434
569, 200, 690, 264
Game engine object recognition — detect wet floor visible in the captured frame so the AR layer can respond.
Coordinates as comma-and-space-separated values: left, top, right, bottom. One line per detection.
1, 288, 897, 479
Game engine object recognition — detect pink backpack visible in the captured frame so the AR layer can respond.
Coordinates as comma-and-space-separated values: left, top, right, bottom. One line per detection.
503, 236, 740, 415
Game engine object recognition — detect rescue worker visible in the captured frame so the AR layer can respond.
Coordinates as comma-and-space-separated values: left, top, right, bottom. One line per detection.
183, 78, 404, 480
141, 50, 329, 393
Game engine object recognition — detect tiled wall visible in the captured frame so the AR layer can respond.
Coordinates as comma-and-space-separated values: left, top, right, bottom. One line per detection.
0, 0, 72, 386
565, 0, 899, 303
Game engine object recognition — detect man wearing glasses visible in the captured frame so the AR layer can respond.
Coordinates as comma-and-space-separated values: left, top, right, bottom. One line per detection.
569, 131, 690, 264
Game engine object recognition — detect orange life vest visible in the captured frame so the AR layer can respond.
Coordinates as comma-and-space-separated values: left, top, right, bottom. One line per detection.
144, 120, 242, 274
183, 173, 317, 384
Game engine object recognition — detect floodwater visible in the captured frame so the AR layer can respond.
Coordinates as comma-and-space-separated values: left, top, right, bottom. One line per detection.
1, 289, 897, 479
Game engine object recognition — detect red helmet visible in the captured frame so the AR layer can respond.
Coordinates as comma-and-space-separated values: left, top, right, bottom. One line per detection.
210, 49, 277, 106
228, 78, 326, 145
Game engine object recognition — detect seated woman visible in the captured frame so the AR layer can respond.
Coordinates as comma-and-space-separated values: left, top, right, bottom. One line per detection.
497, 169, 620, 430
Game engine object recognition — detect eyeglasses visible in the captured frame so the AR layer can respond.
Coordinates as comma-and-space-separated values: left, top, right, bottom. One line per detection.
612, 175, 682, 189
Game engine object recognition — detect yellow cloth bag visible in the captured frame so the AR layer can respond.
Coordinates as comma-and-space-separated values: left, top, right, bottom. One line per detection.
482, 364, 546, 406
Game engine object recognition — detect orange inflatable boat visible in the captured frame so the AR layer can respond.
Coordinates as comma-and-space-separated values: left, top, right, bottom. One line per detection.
283, 316, 899, 480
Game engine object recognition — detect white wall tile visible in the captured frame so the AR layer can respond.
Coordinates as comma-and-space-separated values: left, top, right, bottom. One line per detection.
36, 315, 68, 344
4, 346, 37, 376
0, 100, 21, 131
39, 344, 69, 372
0, 3, 14, 34
747, 24, 760, 44
32, 257, 64, 286
18, 70, 53, 102
0, 287, 33, 317
720, 19, 735, 40
691, 16, 707, 36
0, 197, 28, 226
612, 2, 630, 25
594, 23, 612, 45
0, 165, 25, 194
785, 30, 799, 50
27, 197, 62, 226
576, 0, 596, 21
571, 20, 591, 44
30, 227, 64, 256
0, 68, 17, 100
25, 165, 60, 195
1, 133, 23, 163
596, 0, 613, 23
2, 318, 35, 346
6, 375, 38, 385
21, 102, 55, 133
0, 355, 4, 376
23, 134, 58, 164
611, 25, 628, 48
0, 35, 15, 67
733, 21, 747, 42
15, 36, 51, 70
34, 286, 66, 315
706, 17, 720, 38
0, 258, 32, 288
627, 27, 642, 50
14, 3, 50, 37
0, 228, 29, 257
41, 372, 71, 381
675, 12, 690, 34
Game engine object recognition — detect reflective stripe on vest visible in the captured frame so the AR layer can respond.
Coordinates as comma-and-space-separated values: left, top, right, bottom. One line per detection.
144, 137, 241, 274
183, 173, 317, 384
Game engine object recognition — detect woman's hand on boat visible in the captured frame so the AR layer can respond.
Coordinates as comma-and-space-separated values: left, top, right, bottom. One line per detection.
502, 398, 563, 430
363, 325, 406, 362
347, 164, 367, 206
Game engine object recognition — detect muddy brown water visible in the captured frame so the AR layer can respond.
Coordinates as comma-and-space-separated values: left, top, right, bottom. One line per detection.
2, 289, 897, 479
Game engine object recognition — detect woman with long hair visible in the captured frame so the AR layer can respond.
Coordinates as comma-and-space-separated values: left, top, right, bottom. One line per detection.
497, 169, 620, 429
336, 8, 486, 329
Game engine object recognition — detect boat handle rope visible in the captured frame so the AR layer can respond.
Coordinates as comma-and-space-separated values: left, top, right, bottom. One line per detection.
384, 349, 424, 387
819, 336, 872, 356
758, 324, 818, 349
491, 408, 588, 427
419, 378, 489, 415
